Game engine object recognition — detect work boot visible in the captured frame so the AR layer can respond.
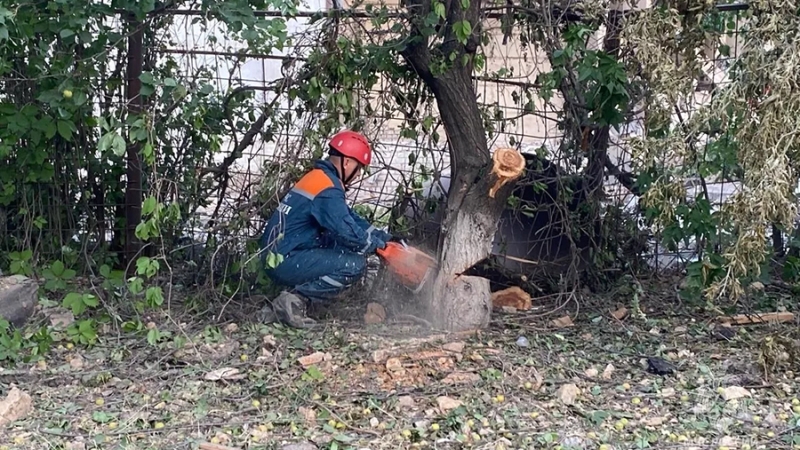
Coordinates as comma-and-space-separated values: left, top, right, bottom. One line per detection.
271, 291, 318, 329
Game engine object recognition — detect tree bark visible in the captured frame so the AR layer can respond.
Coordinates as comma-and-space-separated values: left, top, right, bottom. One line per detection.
124, 13, 144, 274
401, 0, 521, 331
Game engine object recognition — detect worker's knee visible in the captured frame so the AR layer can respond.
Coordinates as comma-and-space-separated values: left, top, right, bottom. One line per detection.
336, 255, 367, 279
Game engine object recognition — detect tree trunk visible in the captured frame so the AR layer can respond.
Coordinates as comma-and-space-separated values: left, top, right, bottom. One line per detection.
124, 13, 144, 274
403, 54, 518, 331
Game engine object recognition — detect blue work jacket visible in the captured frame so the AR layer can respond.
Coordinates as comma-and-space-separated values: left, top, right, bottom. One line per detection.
259, 159, 391, 262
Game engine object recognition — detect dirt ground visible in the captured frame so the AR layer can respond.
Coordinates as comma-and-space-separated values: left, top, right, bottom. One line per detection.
1, 277, 799, 450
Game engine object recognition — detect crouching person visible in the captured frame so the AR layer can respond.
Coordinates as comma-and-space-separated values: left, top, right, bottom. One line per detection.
258, 130, 394, 328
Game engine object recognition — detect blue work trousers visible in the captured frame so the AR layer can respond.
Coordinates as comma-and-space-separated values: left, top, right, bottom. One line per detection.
266, 247, 367, 304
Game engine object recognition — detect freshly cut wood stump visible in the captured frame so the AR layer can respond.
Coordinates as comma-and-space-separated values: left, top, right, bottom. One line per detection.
488, 147, 526, 198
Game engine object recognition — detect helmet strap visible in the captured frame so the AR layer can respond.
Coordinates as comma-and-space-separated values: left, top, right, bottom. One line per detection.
329, 147, 358, 190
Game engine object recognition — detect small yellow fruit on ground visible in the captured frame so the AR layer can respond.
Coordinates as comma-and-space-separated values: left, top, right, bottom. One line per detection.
63, 90, 73, 99
66, 343, 74, 350
335, 421, 345, 429
632, 397, 641, 405
669, 433, 677, 441
240, 354, 248, 361
471, 432, 481, 441
587, 432, 596, 439
495, 394, 505, 402
328, 420, 337, 427
154, 422, 165, 429
95, 398, 105, 406
767, 431, 775, 437
466, 419, 475, 427
431, 423, 440, 431
620, 418, 629, 425
362, 408, 371, 415
614, 421, 624, 431
793, 398, 799, 406
210, 437, 220, 444
599, 445, 611, 450
622, 383, 631, 390
524, 382, 533, 389
530, 412, 539, 419
108, 422, 117, 429
402, 429, 412, 438
753, 415, 761, 423
717, 387, 725, 394
252, 400, 261, 408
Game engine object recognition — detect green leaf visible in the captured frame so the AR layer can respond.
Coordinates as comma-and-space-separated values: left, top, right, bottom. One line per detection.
142, 196, 157, 216
59, 29, 75, 38
63, 292, 86, 316
57, 120, 73, 141
434, 1, 445, 18
111, 134, 126, 156
83, 294, 99, 308
461, 0, 470, 9
50, 260, 65, 277
453, 20, 472, 45
145, 286, 164, 306
139, 72, 155, 85
42, 119, 57, 139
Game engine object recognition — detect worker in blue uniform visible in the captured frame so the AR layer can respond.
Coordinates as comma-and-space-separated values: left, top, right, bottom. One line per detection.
258, 130, 395, 328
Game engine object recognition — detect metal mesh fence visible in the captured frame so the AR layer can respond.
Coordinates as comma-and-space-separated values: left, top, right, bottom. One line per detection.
0, 2, 761, 291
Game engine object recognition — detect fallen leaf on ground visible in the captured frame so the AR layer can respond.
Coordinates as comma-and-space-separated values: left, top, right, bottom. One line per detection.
280, 442, 316, 450
643, 416, 666, 426
372, 349, 392, 363
48, 309, 74, 328
385, 357, 403, 372
442, 371, 481, 385
552, 315, 574, 328
436, 396, 463, 412
397, 396, 415, 409
199, 443, 241, 450
584, 367, 598, 377
0, 387, 33, 427
721, 386, 751, 401
203, 367, 245, 381
363, 302, 387, 324
601, 363, 615, 380
68, 354, 84, 370
297, 352, 331, 367
611, 307, 629, 320
442, 341, 465, 353
65, 442, 86, 450
556, 383, 580, 405
491, 286, 532, 311
298, 406, 316, 425
262, 334, 277, 347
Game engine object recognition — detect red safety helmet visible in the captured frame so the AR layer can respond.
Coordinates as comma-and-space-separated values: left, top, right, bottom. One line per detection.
329, 130, 372, 166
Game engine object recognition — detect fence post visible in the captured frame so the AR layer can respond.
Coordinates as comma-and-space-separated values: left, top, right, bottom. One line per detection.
124, 11, 144, 274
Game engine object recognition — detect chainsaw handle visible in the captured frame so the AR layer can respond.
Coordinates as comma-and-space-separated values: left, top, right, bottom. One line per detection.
376, 240, 403, 258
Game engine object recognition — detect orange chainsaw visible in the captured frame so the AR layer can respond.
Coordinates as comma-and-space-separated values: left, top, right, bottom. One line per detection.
376, 240, 437, 293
